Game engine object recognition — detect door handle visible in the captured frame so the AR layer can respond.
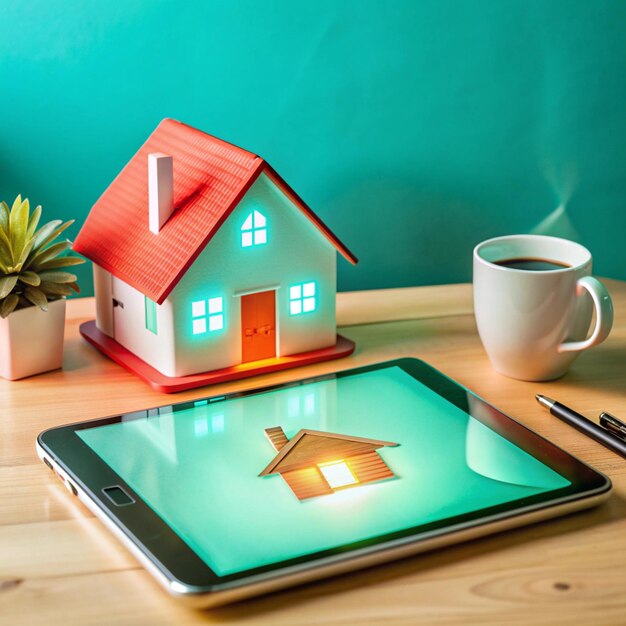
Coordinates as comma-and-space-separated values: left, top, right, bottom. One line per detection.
245, 326, 274, 337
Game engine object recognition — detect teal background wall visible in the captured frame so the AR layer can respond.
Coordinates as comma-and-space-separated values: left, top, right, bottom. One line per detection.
1, 0, 625, 294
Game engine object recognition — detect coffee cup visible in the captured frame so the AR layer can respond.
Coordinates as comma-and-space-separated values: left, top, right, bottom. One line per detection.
473, 234, 613, 381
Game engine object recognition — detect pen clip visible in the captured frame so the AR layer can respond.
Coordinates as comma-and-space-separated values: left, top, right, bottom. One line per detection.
599, 412, 626, 440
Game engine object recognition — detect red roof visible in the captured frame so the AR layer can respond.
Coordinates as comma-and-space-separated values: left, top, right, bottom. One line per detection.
73, 119, 357, 304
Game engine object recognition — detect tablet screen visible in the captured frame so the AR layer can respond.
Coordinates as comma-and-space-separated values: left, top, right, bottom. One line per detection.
77, 366, 570, 576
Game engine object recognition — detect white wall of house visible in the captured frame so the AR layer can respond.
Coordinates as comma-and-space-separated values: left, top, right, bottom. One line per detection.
167, 173, 337, 377
109, 276, 177, 376
97, 172, 339, 378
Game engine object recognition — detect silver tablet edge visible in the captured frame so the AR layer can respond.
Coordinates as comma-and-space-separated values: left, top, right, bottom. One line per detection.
36, 440, 611, 609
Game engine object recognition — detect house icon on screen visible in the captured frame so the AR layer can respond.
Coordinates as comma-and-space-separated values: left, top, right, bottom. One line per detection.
260, 426, 399, 500
73, 119, 357, 390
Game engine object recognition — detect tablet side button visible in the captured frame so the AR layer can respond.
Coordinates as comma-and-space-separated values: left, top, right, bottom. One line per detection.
102, 485, 135, 506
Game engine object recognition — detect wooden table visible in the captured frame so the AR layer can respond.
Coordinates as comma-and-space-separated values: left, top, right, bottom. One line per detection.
2, 281, 626, 626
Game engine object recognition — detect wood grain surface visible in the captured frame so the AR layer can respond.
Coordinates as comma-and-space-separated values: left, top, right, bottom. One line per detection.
1, 280, 626, 626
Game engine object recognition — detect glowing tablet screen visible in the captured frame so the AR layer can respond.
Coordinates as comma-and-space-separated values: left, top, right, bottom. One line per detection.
78, 367, 570, 575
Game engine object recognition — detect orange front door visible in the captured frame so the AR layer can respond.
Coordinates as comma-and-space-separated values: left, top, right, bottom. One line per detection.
241, 290, 276, 363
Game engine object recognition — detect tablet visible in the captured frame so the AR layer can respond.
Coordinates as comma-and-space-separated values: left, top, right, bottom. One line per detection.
37, 358, 611, 607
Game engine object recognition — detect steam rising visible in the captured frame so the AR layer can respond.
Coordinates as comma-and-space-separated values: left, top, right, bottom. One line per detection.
530, 204, 580, 241
532, 160, 580, 240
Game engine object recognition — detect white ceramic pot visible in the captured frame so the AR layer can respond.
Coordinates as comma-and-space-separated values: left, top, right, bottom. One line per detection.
0, 298, 66, 380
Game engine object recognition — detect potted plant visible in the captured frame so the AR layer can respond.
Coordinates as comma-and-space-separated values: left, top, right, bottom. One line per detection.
0, 195, 84, 380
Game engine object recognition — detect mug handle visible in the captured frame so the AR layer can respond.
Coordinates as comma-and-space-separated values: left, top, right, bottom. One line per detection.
558, 276, 614, 353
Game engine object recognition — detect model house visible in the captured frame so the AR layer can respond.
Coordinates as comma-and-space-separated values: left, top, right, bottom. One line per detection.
260, 427, 399, 500
73, 119, 357, 385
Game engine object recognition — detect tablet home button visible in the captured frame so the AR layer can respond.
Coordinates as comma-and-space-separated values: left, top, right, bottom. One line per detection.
102, 485, 135, 506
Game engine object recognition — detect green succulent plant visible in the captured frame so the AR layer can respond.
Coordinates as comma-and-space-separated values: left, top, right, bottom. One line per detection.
0, 195, 85, 318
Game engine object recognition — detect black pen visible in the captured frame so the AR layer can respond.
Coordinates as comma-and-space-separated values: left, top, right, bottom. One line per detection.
536, 395, 626, 460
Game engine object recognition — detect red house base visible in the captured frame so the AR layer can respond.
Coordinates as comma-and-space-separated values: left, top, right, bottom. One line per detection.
79, 320, 356, 393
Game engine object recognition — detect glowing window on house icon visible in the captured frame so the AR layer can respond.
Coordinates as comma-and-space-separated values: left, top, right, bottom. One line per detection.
241, 210, 267, 247
318, 460, 358, 489
191, 297, 224, 335
289, 282, 316, 315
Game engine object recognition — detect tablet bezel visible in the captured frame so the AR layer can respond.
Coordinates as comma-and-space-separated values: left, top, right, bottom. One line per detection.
37, 358, 611, 595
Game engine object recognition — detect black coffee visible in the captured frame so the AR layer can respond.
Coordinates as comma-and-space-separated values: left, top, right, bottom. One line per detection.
495, 257, 571, 271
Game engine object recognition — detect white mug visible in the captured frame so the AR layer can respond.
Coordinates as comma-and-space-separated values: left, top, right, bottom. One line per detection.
473, 234, 613, 381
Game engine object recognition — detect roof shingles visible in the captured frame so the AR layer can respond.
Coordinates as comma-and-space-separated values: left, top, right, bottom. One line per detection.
74, 118, 356, 304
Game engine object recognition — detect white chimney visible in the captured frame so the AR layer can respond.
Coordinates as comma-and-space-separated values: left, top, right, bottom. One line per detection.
148, 153, 174, 234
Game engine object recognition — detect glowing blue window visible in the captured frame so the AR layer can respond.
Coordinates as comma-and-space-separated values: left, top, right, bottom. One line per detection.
289, 282, 316, 315
191, 297, 224, 334
145, 297, 157, 334
241, 210, 267, 247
